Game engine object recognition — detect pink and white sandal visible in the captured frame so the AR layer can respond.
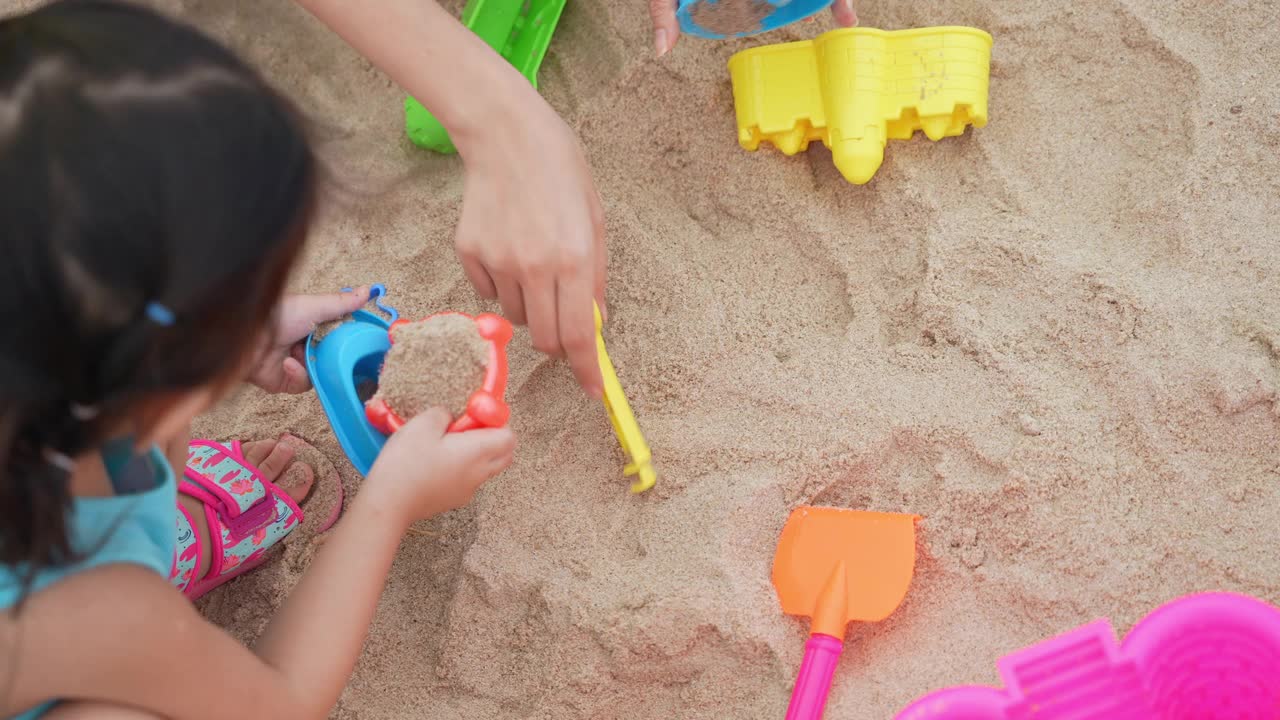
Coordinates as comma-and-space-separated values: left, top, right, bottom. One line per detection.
169, 439, 342, 600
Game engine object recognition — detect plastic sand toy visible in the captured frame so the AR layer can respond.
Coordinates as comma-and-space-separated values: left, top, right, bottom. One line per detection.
896, 592, 1280, 720
595, 303, 656, 494
728, 26, 992, 184
306, 285, 400, 475
773, 506, 918, 719
677, 0, 833, 40
306, 286, 512, 474
405, 0, 566, 153
364, 312, 513, 434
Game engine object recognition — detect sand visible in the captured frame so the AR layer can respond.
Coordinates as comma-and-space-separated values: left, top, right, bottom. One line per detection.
10, 0, 1278, 716
375, 314, 489, 420
690, 0, 774, 36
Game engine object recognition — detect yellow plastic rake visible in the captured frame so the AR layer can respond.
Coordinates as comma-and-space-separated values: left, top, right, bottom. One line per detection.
595, 303, 656, 493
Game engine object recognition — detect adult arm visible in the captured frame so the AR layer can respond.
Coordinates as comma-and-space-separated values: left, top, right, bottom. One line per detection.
293, 0, 607, 397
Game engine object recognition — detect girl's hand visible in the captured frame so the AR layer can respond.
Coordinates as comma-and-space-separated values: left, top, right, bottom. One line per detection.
648, 0, 858, 56
249, 288, 372, 394
452, 85, 607, 400
365, 408, 516, 524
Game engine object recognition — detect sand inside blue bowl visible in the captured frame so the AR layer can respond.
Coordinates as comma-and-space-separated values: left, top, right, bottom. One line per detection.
690, 0, 773, 35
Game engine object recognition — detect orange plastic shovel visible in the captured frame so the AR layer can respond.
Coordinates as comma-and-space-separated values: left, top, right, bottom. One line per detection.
772, 506, 918, 720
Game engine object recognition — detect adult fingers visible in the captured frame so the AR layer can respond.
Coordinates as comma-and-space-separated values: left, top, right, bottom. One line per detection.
495, 275, 528, 326
459, 253, 498, 300
558, 274, 604, 398
591, 189, 608, 322
524, 279, 563, 358
831, 0, 857, 27
649, 0, 680, 56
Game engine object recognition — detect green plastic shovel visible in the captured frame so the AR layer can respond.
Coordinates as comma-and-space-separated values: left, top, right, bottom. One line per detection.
405, 0, 567, 153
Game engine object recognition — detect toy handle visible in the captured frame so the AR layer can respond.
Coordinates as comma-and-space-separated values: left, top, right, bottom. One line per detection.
785, 633, 844, 720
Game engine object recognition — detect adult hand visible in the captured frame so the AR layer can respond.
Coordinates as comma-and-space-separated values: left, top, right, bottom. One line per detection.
291, 0, 606, 398
648, 0, 858, 56
452, 86, 607, 399
249, 287, 372, 394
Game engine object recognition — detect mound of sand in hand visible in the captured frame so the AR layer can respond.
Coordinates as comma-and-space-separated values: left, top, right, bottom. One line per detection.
375, 314, 488, 420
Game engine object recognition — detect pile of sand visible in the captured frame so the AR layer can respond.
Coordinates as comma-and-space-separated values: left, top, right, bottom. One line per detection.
33, 0, 1272, 717
375, 314, 489, 420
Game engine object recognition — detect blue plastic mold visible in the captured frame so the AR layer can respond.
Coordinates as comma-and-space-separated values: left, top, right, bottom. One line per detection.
305, 285, 397, 476
676, 0, 833, 40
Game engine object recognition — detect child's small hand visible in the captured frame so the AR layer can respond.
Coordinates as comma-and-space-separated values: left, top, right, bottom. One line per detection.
250, 288, 372, 394
365, 408, 516, 523
648, 0, 858, 56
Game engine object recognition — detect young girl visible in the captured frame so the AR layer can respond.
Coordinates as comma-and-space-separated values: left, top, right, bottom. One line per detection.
0, 2, 515, 718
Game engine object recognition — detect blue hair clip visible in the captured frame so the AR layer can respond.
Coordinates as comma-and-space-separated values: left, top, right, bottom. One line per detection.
145, 301, 176, 326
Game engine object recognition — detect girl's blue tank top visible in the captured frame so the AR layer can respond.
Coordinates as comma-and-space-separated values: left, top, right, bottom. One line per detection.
1, 441, 176, 719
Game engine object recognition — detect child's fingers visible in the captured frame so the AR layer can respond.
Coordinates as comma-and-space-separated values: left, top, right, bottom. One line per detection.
649, 0, 679, 56
831, 0, 857, 27
397, 407, 453, 439
485, 453, 514, 478
478, 445, 515, 481
486, 435, 516, 467
338, 285, 372, 312
281, 356, 312, 394
448, 427, 516, 464
285, 287, 371, 336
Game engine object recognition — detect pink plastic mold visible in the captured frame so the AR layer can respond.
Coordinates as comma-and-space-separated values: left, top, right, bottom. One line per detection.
897, 592, 1280, 720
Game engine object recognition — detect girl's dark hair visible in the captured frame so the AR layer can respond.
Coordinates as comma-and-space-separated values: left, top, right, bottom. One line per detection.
0, 1, 314, 580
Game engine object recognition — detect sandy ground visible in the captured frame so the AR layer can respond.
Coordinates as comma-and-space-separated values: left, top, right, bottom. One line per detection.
9, 0, 1280, 716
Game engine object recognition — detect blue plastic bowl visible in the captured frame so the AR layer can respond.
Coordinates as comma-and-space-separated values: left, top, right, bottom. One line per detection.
305, 287, 398, 476
676, 0, 833, 39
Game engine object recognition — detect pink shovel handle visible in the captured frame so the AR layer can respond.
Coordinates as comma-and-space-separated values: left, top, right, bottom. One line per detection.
785, 633, 844, 720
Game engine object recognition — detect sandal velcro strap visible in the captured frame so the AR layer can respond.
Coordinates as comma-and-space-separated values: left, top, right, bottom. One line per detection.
184, 440, 283, 541
174, 440, 305, 600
